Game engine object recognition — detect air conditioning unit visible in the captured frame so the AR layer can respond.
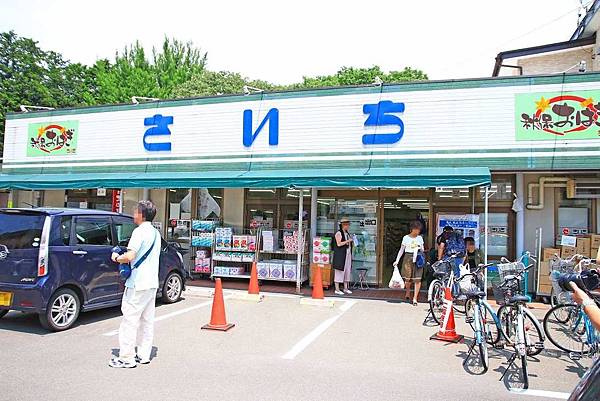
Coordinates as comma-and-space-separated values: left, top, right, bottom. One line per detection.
567, 178, 600, 198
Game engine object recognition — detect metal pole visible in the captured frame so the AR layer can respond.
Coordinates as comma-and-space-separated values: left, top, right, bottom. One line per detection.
484, 186, 489, 290
310, 188, 318, 239
296, 190, 304, 294
515, 173, 525, 257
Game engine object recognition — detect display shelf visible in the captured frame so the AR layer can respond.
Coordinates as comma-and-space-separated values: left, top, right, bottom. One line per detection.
259, 249, 308, 255
212, 258, 254, 263
211, 273, 251, 279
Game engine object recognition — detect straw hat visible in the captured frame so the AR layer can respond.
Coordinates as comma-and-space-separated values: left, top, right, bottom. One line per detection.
339, 217, 350, 224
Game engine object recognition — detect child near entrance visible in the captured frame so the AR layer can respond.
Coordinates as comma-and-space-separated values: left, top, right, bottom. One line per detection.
393, 221, 424, 306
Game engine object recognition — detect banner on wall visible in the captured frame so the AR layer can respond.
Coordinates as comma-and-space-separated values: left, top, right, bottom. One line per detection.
436, 213, 480, 248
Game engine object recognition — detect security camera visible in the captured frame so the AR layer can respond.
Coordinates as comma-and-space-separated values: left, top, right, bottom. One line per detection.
578, 60, 587, 73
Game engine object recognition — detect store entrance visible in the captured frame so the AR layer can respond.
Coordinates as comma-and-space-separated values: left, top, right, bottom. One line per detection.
382, 198, 429, 286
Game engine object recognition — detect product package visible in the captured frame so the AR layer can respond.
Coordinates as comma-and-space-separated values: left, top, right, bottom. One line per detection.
257, 262, 270, 279
283, 261, 297, 280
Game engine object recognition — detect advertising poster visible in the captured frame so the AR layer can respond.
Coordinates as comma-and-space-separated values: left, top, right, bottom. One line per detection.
27, 120, 78, 156
436, 213, 480, 248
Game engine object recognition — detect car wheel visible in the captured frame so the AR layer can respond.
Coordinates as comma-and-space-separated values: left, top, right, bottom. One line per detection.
0, 310, 8, 319
39, 288, 81, 332
162, 272, 183, 303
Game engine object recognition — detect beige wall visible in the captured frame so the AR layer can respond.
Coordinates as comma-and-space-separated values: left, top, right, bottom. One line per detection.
223, 188, 245, 228
42, 190, 65, 207
523, 174, 556, 254
516, 46, 595, 75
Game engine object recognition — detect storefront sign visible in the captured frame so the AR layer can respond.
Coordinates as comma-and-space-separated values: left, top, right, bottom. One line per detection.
27, 120, 78, 156
6, 77, 600, 172
97, 188, 106, 196
436, 213, 480, 247
515, 90, 600, 141
111, 189, 121, 212
561, 235, 577, 247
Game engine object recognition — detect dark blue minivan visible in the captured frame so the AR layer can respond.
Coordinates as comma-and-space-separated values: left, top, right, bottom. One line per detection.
0, 208, 186, 331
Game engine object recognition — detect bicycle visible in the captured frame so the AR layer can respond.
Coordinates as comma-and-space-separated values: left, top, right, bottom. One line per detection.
543, 258, 600, 360
548, 254, 580, 307
457, 263, 497, 373
427, 254, 467, 325
493, 255, 545, 389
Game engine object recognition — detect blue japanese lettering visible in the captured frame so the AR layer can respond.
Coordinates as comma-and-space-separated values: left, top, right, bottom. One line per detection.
243, 108, 279, 147
362, 100, 405, 145
143, 114, 173, 152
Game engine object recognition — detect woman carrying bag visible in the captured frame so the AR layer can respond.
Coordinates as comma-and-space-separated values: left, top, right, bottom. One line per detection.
393, 220, 425, 306
332, 218, 354, 296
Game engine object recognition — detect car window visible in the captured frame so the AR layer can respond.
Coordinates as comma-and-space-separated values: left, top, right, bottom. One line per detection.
114, 220, 137, 247
75, 218, 112, 246
0, 212, 45, 249
60, 216, 72, 246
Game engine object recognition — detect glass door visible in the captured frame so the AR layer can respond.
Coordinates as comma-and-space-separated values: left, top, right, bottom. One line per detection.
336, 200, 378, 284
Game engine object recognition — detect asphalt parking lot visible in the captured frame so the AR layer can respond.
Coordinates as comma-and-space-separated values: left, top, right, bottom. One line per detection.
0, 288, 592, 401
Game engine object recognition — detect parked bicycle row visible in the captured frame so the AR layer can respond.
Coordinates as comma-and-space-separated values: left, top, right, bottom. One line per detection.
423, 251, 600, 390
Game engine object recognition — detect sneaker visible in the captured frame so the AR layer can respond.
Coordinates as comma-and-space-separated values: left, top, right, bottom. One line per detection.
334, 290, 344, 295
108, 357, 136, 369
135, 355, 151, 365
344, 289, 353, 294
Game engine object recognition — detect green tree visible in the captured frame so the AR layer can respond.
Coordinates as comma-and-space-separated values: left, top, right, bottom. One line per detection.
0, 31, 93, 154
173, 70, 277, 98
295, 66, 428, 89
93, 38, 207, 104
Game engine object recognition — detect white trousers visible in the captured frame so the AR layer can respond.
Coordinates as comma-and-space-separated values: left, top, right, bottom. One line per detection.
118, 287, 157, 363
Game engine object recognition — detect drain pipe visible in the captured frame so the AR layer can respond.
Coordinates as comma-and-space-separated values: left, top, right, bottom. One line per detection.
526, 177, 570, 210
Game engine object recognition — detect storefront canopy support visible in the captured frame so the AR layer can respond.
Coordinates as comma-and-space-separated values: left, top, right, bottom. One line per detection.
483, 185, 491, 291
297, 190, 304, 294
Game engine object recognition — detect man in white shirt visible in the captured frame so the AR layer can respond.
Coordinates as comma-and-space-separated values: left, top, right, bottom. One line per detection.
109, 200, 161, 368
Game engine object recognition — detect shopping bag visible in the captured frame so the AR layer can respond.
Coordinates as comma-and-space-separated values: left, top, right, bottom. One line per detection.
388, 266, 405, 289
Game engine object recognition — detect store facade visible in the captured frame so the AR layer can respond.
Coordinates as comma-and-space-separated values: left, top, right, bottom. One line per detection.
2, 73, 600, 291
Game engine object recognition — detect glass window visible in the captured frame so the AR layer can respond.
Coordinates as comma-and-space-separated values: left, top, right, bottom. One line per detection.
480, 213, 509, 258
65, 189, 113, 210
75, 218, 112, 246
556, 188, 591, 243
478, 177, 514, 201
0, 212, 45, 249
114, 219, 137, 247
434, 187, 471, 200
60, 217, 72, 246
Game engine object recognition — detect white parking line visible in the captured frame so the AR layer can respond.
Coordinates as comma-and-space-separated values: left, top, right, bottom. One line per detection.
509, 389, 570, 399
102, 297, 228, 337
282, 300, 357, 360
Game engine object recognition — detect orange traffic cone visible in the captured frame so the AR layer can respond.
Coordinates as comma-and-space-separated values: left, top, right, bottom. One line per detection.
312, 264, 324, 300
202, 278, 235, 332
430, 287, 463, 343
248, 262, 260, 295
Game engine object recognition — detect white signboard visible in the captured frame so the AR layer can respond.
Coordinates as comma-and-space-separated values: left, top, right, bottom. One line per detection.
561, 235, 577, 247
4, 79, 600, 172
436, 213, 480, 248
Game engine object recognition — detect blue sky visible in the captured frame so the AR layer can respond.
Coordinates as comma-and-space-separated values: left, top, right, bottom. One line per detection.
0, 0, 590, 83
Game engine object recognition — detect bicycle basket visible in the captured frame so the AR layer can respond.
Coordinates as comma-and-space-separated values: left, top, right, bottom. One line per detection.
496, 261, 526, 281
457, 273, 481, 295
549, 256, 577, 274
491, 280, 512, 305
431, 260, 450, 276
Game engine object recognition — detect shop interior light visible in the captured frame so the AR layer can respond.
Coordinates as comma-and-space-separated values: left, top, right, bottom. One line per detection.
396, 199, 428, 202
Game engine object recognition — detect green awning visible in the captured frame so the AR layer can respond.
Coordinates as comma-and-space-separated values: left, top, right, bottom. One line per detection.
0, 167, 491, 190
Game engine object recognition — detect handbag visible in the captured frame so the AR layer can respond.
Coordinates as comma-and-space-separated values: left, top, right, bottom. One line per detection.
415, 250, 426, 268
388, 266, 405, 289
117, 231, 158, 281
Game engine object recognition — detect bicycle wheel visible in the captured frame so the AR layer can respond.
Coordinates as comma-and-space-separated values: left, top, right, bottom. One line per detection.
499, 305, 543, 356
428, 280, 444, 325
496, 304, 515, 345
478, 310, 490, 373
544, 304, 590, 355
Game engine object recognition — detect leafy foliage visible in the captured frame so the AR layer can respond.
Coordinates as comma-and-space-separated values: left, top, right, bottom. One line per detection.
295, 66, 428, 89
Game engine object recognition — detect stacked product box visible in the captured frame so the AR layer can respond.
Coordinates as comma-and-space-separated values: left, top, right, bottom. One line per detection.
312, 236, 332, 264
283, 231, 300, 253
262, 230, 278, 252
194, 249, 211, 274
215, 227, 233, 249
213, 266, 246, 276
283, 260, 297, 280
257, 262, 270, 279
213, 251, 255, 262
268, 260, 283, 279
191, 220, 217, 232
191, 233, 214, 247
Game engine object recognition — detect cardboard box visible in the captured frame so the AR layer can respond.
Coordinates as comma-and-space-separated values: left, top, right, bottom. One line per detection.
592, 247, 599, 260
576, 237, 592, 258
268, 263, 283, 279
257, 262, 269, 279
538, 261, 551, 276
283, 262, 297, 280
310, 263, 333, 288
538, 283, 553, 295
561, 246, 577, 259
542, 248, 561, 261
591, 234, 600, 250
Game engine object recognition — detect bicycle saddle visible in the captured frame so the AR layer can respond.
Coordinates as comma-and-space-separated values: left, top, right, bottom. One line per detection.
465, 290, 486, 299
509, 294, 529, 303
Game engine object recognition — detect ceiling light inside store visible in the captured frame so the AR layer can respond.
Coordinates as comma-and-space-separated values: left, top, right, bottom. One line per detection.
396, 199, 428, 202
